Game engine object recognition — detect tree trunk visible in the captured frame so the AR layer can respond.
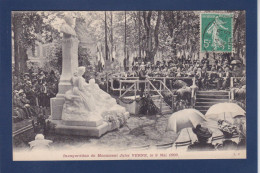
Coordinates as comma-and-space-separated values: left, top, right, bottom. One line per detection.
12, 13, 28, 74
151, 11, 162, 62
105, 11, 108, 60
19, 46, 28, 73
138, 11, 141, 57
13, 14, 20, 74
124, 11, 127, 60
110, 11, 113, 61
143, 11, 162, 63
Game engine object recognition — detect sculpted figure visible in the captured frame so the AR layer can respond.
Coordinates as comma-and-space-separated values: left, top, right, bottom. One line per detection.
60, 15, 77, 38
62, 66, 128, 122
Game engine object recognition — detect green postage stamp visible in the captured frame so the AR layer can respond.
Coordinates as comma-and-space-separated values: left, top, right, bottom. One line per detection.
200, 13, 233, 52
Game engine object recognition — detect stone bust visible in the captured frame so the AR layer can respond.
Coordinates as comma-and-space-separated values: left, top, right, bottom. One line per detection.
60, 15, 77, 38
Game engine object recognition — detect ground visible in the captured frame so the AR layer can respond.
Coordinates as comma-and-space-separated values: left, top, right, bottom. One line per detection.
13, 113, 178, 150
13, 112, 237, 151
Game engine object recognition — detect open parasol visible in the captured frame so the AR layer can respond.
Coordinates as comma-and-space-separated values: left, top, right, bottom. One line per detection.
166, 109, 206, 133
205, 102, 245, 123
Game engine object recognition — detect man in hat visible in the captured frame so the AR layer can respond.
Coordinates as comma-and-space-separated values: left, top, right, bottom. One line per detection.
139, 64, 147, 97
188, 124, 215, 151
222, 66, 231, 89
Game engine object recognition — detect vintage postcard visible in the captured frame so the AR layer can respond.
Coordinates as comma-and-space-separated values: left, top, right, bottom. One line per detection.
12, 10, 246, 160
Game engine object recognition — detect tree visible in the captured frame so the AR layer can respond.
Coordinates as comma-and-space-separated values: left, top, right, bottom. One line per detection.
161, 11, 200, 60
142, 11, 162, 62
233, 11, 246, 62
44, 40, 62, 73
12, 12, 56, 74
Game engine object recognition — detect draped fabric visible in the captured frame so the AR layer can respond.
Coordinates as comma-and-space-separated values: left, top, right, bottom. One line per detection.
62, 77, 127, 121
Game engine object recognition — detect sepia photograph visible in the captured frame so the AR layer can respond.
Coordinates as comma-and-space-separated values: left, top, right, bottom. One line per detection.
12, 10, 246, 160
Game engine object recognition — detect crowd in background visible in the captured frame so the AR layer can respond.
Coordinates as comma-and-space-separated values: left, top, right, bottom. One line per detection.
121, 55, 245, 90
12, 67, 59, 122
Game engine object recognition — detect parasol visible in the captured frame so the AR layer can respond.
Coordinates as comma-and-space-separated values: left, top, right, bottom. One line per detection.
166, 109, 206, 133
205, 102, 245, 123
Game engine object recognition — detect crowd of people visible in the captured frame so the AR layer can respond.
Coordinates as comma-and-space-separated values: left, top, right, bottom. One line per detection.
121, 55, 245, 90
12, 67, 59, 122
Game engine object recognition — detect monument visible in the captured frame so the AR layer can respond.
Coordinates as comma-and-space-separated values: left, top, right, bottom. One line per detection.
51, 15, 79, 120
50, 15, 129, 137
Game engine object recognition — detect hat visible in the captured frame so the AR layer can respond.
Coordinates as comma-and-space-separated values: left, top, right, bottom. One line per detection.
219, 125, 237, 138
225, 66, 230, 71
192, 124, 212, 139
24, 73, 30, 77
18, 89, 24, 95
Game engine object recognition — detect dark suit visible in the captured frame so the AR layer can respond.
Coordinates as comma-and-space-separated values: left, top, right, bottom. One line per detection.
139, 70, 146, 97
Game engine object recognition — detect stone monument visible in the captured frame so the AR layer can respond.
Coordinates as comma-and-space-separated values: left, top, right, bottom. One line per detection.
50, 15, 129, 137
51, 15, 79, 120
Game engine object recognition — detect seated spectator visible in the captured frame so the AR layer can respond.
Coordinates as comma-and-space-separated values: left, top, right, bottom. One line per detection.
19, 91, 34, 118
13, 90, 33, 119
13, 90, 27, 121
188, 124, 215, 151
222, 66, 231, 89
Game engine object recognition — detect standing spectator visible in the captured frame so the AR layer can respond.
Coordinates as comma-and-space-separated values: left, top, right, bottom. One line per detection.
139, 64, 146, 97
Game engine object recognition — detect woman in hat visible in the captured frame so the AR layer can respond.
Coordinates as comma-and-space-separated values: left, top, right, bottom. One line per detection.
217, 120, 238, 150
188, 124, 215, 151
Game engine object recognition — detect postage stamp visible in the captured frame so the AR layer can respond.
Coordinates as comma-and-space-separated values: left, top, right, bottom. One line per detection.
200, 13, 233, 52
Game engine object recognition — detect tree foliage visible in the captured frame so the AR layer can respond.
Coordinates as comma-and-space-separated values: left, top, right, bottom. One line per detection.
12, 11, 246, 74
12, 11, 59, 73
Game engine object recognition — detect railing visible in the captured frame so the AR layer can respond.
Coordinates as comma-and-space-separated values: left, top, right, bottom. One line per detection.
117, 77, 196, 111
146, 80, 164, 113
110, 76, 194, 92
118, 79, 164, 113
190, 77, 197, 108
155, 79, 176, 111
118, 78, 176, 114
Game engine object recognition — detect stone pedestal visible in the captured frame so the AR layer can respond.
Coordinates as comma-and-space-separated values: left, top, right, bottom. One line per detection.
50, 97, 65, 120
118, 99, 139, 115
50, 120, 109, 137
51, 37, 79, 120
57, 37, 79, 97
